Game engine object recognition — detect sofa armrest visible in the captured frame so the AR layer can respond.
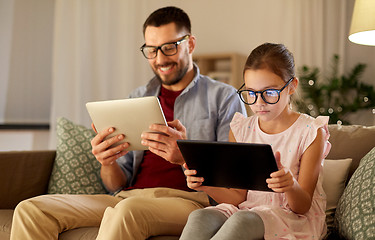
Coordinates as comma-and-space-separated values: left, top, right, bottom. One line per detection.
0, 150, 56, 209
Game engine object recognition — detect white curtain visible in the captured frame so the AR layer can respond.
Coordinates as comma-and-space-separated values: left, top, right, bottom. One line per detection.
49, 0, 152, 148
49, 0, 373, 148
0, 0, 14, 123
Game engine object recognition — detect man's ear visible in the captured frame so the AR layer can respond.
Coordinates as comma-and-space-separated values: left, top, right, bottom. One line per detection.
188, 35, 196, 54
289, 77, 299, 95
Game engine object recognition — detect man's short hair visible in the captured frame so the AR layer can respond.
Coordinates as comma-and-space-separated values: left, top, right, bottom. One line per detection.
143, 6, 191, 36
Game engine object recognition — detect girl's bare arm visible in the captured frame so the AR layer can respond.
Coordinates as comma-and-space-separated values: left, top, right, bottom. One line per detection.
267, 128, 326, 214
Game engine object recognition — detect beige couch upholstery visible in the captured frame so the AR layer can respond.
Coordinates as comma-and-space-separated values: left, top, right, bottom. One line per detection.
0, 124, 374, 240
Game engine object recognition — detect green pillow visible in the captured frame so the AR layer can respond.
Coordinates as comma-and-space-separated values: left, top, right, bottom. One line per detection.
48, 117, 107, 194
334, 147, 375, 239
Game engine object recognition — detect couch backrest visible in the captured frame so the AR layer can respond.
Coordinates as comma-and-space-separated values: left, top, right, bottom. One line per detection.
0, 150, 56, 209
327, 124, 375, 179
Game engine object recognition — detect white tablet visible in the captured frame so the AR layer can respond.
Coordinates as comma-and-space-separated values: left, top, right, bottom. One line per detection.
86, 96, 167, 151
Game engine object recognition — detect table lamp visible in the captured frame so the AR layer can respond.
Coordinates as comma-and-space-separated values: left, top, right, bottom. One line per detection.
348, 0, 375, 46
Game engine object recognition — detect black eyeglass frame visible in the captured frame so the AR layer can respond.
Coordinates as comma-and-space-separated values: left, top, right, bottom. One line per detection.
140, 35, 190, 59
237, 77, 294, 105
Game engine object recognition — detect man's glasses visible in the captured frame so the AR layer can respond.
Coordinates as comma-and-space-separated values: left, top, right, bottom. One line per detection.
140, 35, 190, 59
237, 77, 294, 105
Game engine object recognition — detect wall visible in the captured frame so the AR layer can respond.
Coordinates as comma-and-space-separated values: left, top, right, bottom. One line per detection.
0, 129, 49, 151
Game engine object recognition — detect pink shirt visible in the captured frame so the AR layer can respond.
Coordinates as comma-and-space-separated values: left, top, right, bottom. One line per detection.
211, 113, 331, 240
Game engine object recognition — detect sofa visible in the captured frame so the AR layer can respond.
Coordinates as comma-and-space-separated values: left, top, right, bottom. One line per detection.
0, 123, 374, 240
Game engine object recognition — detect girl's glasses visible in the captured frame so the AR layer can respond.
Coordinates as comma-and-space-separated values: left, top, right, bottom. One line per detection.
237, 77, 294, 105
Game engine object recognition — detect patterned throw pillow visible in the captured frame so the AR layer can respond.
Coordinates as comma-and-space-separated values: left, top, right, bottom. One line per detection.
48, 117, 107, 194
334, 147, 375, 240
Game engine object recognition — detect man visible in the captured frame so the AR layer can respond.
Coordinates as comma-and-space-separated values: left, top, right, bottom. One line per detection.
10, 6, 246, 240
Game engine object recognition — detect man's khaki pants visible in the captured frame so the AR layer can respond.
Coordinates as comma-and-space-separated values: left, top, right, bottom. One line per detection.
10, 188, 210, 240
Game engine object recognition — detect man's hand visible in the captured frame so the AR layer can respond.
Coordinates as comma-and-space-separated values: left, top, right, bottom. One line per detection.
141, 119, 186, 165
91, 124, 129, 166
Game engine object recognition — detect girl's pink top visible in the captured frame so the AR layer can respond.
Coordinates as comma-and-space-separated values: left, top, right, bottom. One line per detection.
210, 112, 331, 240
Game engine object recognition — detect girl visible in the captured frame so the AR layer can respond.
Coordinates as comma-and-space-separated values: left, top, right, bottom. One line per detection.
180, 43, 331, 240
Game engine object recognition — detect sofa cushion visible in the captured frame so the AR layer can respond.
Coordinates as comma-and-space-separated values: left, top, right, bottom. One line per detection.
48, 117, 107, 194
59, 226, 99, 240
334, 147, 375, 239
0, 210, 13, 239
322, 158, 352, 230
327, 124, 375, 179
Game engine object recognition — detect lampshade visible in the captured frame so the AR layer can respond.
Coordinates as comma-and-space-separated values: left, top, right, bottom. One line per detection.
348, 0, 375, 46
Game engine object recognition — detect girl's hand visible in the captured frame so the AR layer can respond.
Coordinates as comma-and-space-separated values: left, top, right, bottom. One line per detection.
183, 163, 206, 190
266, 151, 296, 193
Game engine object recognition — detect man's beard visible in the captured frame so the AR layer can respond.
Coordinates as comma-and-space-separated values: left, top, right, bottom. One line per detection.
154, 64, 189, 86
153, 53, 190, 86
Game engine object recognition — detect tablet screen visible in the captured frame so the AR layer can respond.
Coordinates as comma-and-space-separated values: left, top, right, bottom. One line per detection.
177, 140, 278, 191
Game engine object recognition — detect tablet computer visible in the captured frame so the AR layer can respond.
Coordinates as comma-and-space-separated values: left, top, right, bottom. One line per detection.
86, 96, 167, 151
177, 140, 278, 191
